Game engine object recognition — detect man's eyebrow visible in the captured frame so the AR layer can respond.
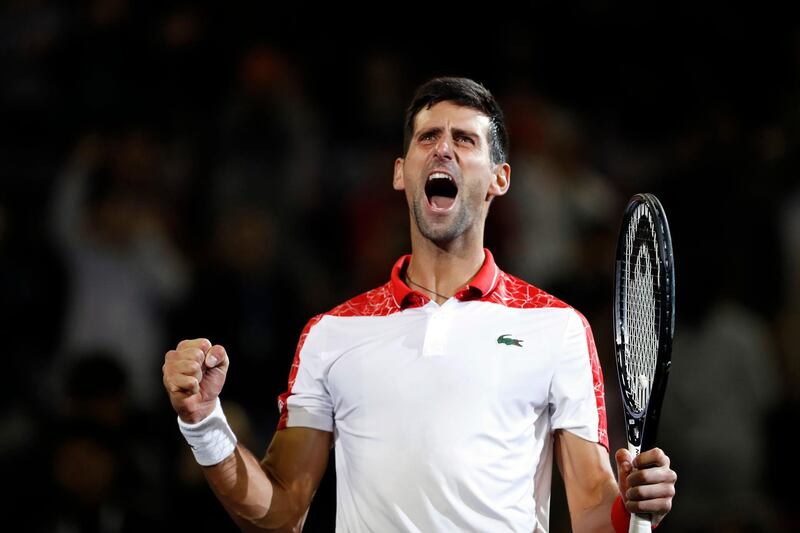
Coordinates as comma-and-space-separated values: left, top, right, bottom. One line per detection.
416, 126, 481, 141
451, 127, 480, 141
416, 126, 443, 138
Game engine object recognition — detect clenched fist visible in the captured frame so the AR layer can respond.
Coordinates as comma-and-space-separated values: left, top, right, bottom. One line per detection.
163, 338, 229, 423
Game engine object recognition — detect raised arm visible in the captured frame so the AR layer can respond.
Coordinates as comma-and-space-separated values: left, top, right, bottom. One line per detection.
554, 430, 676, 532
163, 338, 331, 531
204, 428, 330, 532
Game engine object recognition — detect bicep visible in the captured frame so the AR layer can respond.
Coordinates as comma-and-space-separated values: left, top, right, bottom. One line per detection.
554, 430, 618, 530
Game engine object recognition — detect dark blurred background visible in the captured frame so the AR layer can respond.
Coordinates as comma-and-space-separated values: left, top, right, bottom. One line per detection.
1, 2, 798, 532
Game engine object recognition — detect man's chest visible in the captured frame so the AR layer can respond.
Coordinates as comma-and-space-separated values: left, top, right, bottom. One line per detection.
319, 303, 571, 441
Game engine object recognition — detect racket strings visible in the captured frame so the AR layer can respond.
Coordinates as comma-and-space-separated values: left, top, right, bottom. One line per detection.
622, 204, 661, 413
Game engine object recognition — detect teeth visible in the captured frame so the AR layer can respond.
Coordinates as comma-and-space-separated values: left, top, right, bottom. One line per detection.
428, 172, 453, 182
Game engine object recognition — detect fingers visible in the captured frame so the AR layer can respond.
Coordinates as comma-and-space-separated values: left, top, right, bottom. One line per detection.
634, 447, 671, 469
177, 338, 212, 353
172, 358, 203, 382
166, 373, 201, 395
619, 447, 677, 517
624, 448, 675, 497
162, 339, 214, 396
624, 468, 677, 500
627, 496, 673, 516
163, 351, 200, 394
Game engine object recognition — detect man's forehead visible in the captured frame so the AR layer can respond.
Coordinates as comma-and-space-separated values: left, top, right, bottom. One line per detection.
413, 101, 491, 135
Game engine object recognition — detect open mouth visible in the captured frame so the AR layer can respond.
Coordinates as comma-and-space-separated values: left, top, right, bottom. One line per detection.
425, 172, 458, 211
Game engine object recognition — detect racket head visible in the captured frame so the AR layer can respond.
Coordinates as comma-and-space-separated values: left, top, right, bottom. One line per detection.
613, 193, 675, 451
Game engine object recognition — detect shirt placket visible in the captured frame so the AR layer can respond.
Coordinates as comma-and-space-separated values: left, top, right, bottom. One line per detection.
422, 302, 454, 357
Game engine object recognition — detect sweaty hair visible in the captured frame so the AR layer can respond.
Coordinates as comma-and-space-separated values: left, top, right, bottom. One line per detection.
403, 77, 509, 165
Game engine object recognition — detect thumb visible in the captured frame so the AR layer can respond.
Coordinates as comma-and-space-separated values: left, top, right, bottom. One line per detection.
198, 344, 229, 402
204, 344, 229, 371
615, 448, 634, 497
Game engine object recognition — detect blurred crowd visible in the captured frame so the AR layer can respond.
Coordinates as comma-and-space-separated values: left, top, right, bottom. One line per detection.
1, 2, 798, 532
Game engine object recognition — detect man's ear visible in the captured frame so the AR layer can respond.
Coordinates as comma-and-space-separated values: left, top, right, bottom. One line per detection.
393, 157, 405, 190
487, 162, 511, 199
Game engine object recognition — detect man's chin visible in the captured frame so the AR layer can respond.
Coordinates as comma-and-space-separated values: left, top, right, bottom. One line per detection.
416, 219, 464, 245
412, 199, 471, 244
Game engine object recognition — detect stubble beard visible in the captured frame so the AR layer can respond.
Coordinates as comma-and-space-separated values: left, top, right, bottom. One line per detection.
411, 189, 478, 246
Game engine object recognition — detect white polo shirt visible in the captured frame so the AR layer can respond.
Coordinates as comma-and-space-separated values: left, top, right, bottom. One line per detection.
277, 249, 608, 532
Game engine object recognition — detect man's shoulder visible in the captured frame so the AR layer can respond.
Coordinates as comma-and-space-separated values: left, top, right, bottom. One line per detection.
297, 282, 399, 337
325, 281, 400, 318
484, 270, 573, 311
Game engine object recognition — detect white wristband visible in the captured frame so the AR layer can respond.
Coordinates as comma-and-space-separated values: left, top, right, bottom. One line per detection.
177, 398, 238, 466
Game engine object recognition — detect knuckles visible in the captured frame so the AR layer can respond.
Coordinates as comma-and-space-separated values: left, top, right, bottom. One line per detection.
176, 338, 212, 353
633, 447, 671, 470
187, 360, 201, 375
651, 447, 670, 466
164, 341, 226, 369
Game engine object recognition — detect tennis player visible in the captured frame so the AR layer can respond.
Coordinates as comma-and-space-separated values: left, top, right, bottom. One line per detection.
163, 77, 676, 532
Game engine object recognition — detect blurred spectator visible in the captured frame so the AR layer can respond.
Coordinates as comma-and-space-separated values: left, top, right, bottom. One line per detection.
203, 44, 336, 322
770, 169, 800, 533
212, 44, 322, 218
44, 419, 157, 532
25, 351, 171, 532
358, 51, 409, 146
779, 187, 800, 387
50, 133, 189, 410
660, 299, 780, 531
173, 204, 308, 432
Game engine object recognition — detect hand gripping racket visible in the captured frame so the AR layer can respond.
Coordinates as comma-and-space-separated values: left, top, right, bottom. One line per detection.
613, 193, 675, 532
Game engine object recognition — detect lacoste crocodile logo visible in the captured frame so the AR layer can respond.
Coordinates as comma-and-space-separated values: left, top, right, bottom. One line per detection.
497, 334, 524, 347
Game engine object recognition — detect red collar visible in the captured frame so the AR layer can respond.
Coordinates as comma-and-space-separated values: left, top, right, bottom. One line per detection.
390, 248, 501, 309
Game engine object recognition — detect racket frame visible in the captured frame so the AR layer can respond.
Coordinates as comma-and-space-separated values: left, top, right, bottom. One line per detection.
613, 193, 675, 454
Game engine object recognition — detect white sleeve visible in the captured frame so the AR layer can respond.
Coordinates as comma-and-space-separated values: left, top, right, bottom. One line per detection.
549, 309, 608, 448
277, 316, 334, 432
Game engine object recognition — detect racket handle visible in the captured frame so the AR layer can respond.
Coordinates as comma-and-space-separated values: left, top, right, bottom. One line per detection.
625, 442, 651, 532
629, 513, 651, 532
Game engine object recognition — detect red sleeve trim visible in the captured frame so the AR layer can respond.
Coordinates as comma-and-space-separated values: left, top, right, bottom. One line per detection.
276, 314, 323, 430
576, 311, 609, 450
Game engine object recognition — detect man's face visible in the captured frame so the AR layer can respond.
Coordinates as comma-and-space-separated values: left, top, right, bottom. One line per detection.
394, 101, 509, 246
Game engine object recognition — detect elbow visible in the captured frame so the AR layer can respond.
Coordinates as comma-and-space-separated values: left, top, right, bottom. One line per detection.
245, 479, 312, 531
244, 504, 309, 533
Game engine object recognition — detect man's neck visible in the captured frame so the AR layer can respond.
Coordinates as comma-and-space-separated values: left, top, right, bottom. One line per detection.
406, 234, 486, 305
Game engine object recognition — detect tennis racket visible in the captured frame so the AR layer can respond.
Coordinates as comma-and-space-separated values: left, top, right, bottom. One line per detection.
613, 193, 675, 533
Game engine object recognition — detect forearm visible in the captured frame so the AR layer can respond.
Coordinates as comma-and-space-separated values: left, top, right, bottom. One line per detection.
203, 443, 303, 531
203, 444, 273, 524
555, 430, 620, 533
568, 484, 619, 533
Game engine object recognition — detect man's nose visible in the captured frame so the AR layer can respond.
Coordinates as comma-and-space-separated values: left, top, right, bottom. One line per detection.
433, 137, 453, 160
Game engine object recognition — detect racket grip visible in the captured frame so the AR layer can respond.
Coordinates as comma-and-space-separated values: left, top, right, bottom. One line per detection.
625, 442, 651, 531
629, 513, 651, 532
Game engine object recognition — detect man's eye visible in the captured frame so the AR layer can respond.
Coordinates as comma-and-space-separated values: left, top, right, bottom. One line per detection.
420, 133, 436, 141
456, 135, 475, 144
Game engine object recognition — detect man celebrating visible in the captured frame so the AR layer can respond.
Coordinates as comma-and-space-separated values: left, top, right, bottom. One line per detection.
163, 77, 676, 532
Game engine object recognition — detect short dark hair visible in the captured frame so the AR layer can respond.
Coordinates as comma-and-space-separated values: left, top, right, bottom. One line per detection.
403, 77, 508, 165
